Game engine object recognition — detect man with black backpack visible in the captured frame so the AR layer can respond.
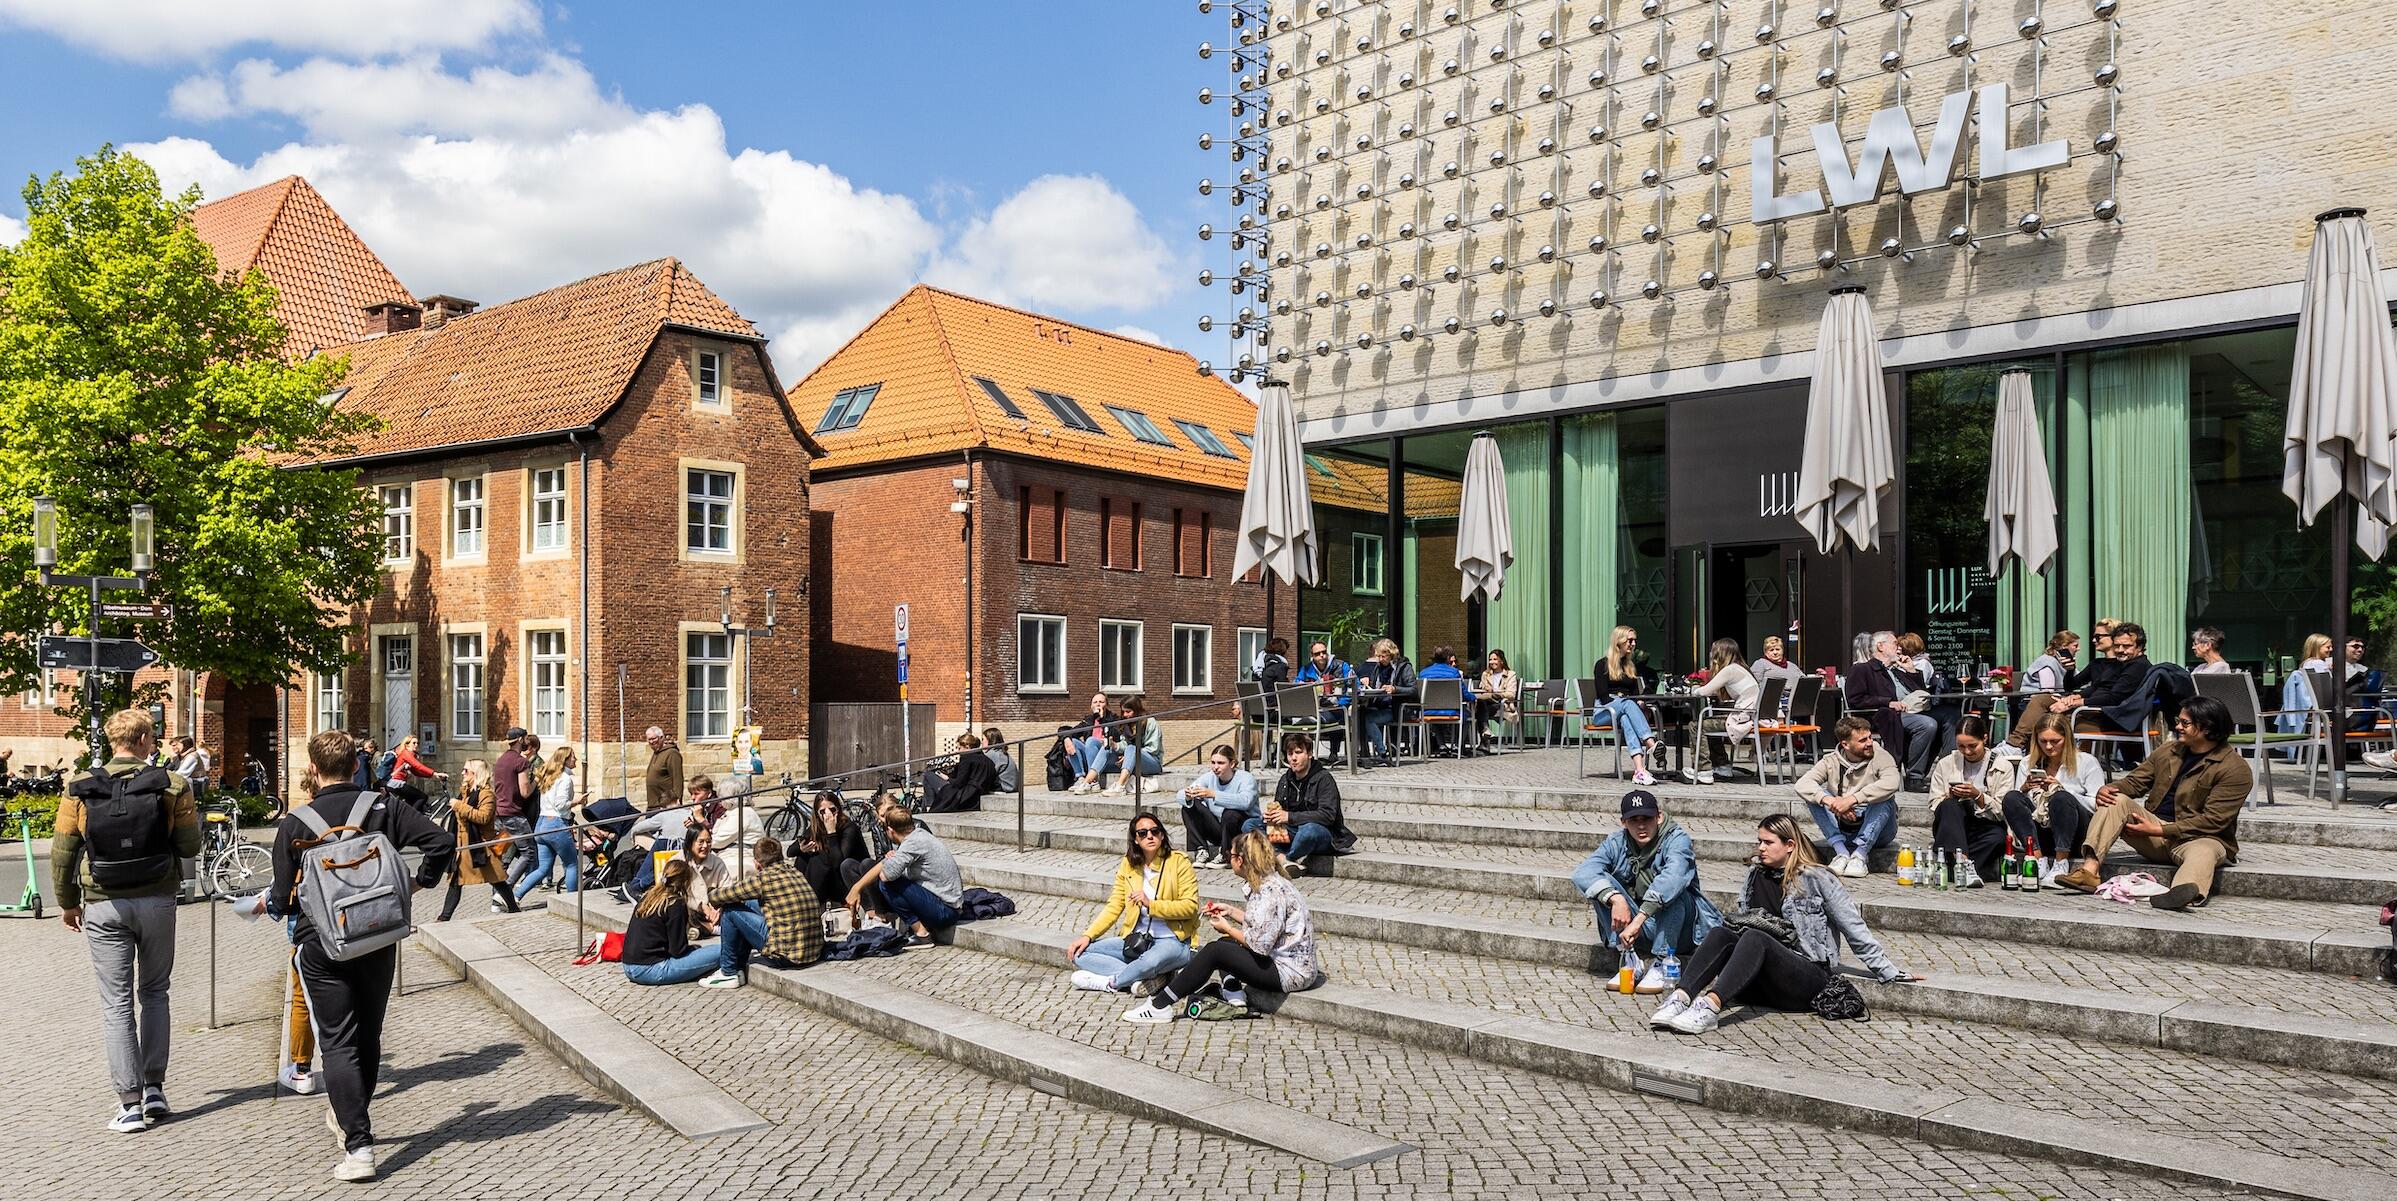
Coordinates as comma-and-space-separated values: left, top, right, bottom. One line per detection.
54, 709, 202, 1135
267, 729, 452, 1183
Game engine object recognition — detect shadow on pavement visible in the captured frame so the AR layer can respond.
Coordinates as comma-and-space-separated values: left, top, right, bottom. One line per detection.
376, 1040, 528, 1100
376, 1093, 620, 1175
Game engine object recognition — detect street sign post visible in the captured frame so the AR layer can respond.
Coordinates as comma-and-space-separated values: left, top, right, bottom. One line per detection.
38, 634, 160, 674
97, 601, 172, 621
894, 603, 910, 778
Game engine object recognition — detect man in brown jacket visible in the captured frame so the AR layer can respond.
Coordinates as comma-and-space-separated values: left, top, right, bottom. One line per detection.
2054, 696, 2250, 911
643, 726, 683, 812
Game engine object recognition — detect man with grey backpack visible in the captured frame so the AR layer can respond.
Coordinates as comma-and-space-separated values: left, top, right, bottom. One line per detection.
267, 730, 452, 1183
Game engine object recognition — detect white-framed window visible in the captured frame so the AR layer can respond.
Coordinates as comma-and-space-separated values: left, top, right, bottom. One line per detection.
527, 629, 567, 738
447, 634, 485, 740
530, 467, 568, 552
312, 670, 344, 734
449, 476, 485, 558
1099, 619, 1144, 692
685, 631, 733, 741
1236, 628, 1268, 683
1017, 614, 1065, 693
685, 468, 736, 554
1352, 531, 1385, 596
378, 484, 413, 562
1172, 625, 1213, 695
695, 349, 723, 407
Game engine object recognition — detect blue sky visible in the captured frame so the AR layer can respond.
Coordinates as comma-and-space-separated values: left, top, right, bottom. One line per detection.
0, 1, 1228, 376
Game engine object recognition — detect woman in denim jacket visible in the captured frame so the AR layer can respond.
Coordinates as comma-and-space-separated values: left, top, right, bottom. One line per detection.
1652, 813, 1917, 1034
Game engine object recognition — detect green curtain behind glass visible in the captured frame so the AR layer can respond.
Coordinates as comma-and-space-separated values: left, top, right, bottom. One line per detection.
2061, 360, 2093, 641
1561, 413, 1620, 683
2089, 345, 2192, 643
1400, 524, 1421, 661
1484, 423, 1552, 675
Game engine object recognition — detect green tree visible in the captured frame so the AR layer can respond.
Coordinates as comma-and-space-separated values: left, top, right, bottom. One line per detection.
0, 146, 383, 743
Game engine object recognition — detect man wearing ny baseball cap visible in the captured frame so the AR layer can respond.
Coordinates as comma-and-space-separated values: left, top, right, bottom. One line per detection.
1569, 789, 1722, 994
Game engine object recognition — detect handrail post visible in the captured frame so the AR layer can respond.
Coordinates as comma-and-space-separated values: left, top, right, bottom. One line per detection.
1015, 738, 1027, 853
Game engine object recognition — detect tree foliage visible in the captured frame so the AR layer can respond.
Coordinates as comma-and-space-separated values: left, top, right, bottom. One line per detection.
0, 146, 383, 722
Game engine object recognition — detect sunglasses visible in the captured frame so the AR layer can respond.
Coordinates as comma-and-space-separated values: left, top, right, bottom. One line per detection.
1134, 826, 1164, 838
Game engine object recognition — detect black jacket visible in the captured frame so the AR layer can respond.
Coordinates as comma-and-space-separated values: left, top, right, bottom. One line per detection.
2083, 655, 2152, 710
1842, 660, 1911, 752
1274, 765, 1356, 853
1358, 655, 1418, 708
622, 899, 692, 966
269, 783, 453, 944
1590, 659, 1657, 706
794, 822, 869, 906
2065, 655, 2118, 696
922, 752, 999, 813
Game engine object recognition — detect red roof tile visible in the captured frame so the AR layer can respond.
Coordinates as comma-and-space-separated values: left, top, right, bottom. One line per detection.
190, 176, 415, 354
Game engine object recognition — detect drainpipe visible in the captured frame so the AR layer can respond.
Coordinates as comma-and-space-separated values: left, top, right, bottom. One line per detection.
962, 449, 976, 729
572, 430, 593, 786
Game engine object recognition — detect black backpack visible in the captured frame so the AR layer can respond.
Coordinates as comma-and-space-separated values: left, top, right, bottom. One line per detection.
70, 766, 177, 890
1044, 733, 1075, 792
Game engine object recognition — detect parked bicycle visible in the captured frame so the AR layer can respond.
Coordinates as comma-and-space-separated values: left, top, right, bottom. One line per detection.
199, 797, 274, 896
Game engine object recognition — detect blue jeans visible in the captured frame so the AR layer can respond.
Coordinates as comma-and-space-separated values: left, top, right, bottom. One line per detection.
1359, 704, 1396, 756
1589, 889, 1720, 960
1069, 736, 1107, 777
1089, 743, 1163, 781
885, 878, 960, 933
1074, 934, 1195, 989
1243, 817, 1333, 860
717, 907, 780, 974
1807, 798, 1899, 857
624, 944, 719, 986
512, 816, 579, 899
1590, 697, 1654, 746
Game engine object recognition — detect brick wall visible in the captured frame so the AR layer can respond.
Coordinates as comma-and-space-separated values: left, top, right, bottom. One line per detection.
808, 459, 969, 718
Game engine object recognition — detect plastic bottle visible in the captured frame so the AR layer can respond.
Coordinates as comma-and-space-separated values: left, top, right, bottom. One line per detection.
1618, 950, 1640, 994
1897, 844, 1917, 886
1661, 943, 1680, 992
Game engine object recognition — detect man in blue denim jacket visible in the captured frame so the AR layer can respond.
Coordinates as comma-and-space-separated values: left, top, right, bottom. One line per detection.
1570, 789, 1721, 993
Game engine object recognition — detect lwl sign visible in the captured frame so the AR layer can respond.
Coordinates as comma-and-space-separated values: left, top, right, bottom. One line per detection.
1749, 83, 2067, 224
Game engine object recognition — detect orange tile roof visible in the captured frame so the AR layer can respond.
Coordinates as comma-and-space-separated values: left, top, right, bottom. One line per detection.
796, 285, 1456, 515
304, 258, 766, 463
190, 176, 416, 355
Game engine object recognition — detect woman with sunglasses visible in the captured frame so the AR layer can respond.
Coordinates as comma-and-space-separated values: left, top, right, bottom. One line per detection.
1068, 814, 1200, 993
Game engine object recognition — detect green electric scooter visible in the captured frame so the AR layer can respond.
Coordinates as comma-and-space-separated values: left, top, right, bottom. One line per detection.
0, 809, 40, 920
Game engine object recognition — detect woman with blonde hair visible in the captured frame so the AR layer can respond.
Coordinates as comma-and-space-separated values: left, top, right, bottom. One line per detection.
1589, 625, 1662, 786
512, 745, 582, 900
1356, 637, 1417, 765
621, 859, 718, 986
1749, 636, 1802, 687
1652, 813, 1915, 1034
1121, 830, 1323, 1023
2001, 713, 2107, 885
436, 759, 519, 921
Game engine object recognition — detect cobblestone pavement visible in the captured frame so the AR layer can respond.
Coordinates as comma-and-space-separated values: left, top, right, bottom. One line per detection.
986, 890, 2397, 1175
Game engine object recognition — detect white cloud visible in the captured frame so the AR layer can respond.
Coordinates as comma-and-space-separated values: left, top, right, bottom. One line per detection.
931, 174, 1180, 313
0, 210, 24, 244
169, 54, 626, 142
1110, 324, 1169, 346
0, 0, 539, 63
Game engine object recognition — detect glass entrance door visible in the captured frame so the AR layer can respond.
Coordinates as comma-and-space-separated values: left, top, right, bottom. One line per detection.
1678, 541, 1806, 671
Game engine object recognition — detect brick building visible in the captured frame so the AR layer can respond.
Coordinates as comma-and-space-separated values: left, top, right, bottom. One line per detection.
801, 285, 1437, 761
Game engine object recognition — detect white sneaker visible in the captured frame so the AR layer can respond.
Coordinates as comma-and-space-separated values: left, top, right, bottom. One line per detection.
1070, 969, 1113, 991
2363, 750, 2397, 772
140, 1086, 169, 1123
1694, 770, 1716, 785
1121, 1000, 1177, 1024
1995, 743, 2027, 760
1070, 780, 1099, 795
697, 969, 745, 989
1838, 853, 1868, 879
279, 1063, 320, 1095
1634, 963, 1669, 995
1648, 991, 1691, 1029
108, 1105, 146, 1134
1668, 998, 1721, 1034
1632, 770, 1657, 787
1960, 862, 1984, 889
1101, 784, 1127, 797
2040, 860, 2067, 887
333, 1147, 377, 1183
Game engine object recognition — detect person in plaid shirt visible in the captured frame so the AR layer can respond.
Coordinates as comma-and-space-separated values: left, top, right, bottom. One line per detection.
698, 838, 823, 988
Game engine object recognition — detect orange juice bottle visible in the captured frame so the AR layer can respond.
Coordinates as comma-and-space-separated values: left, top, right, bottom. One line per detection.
1617, 951, 1639, 994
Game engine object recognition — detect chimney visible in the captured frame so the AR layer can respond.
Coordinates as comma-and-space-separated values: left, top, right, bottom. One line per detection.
421, 294, 479, 329
362, 300, 422, 336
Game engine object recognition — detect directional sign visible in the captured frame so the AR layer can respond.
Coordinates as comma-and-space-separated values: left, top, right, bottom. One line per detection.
98, 601, 172, 621
38, 635, 161, 674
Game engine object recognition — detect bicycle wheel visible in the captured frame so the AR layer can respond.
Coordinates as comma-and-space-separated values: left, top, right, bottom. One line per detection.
761, 804, 802, 844
209, 843, 275, 896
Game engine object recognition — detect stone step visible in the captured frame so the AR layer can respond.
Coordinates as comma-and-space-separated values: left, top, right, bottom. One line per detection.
930, 813, 2392, 980
876, 913, 2390, 1200
1000, 793, 2397, 905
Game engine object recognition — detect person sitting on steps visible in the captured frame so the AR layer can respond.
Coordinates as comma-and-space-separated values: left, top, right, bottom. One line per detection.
1590, 625, 1664, 786
2001, 714, 2107, 887
1178, 744, 1259, 867
1570, 789, 1722, 992
2052, 696, 2251, 912
843, 799, 965, 946
622, 859, 719, 986
792, 790, 871, 913
1924, 716, 2020, 888
1121, 830, 1324, 1023
1793, 716, 1901, 878
698, 837, 824, 989
1069, 814, 1200, 995
1651, 814, 1918, 1035
1245, 732, 1355, 873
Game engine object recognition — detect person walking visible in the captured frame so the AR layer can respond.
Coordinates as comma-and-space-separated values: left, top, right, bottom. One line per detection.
490, 727, 533, 897
268, 730, 452, 1182
512, 745, 583, 902
54, 710, 202, 1133
436, 760, 521, 921
644, 726, 683, 813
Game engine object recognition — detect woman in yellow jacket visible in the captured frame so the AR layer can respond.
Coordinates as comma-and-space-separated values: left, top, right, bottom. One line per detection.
1066, 813, 1200, 994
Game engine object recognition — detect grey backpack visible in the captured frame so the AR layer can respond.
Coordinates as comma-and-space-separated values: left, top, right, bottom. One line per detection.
292, 793, 414, 960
